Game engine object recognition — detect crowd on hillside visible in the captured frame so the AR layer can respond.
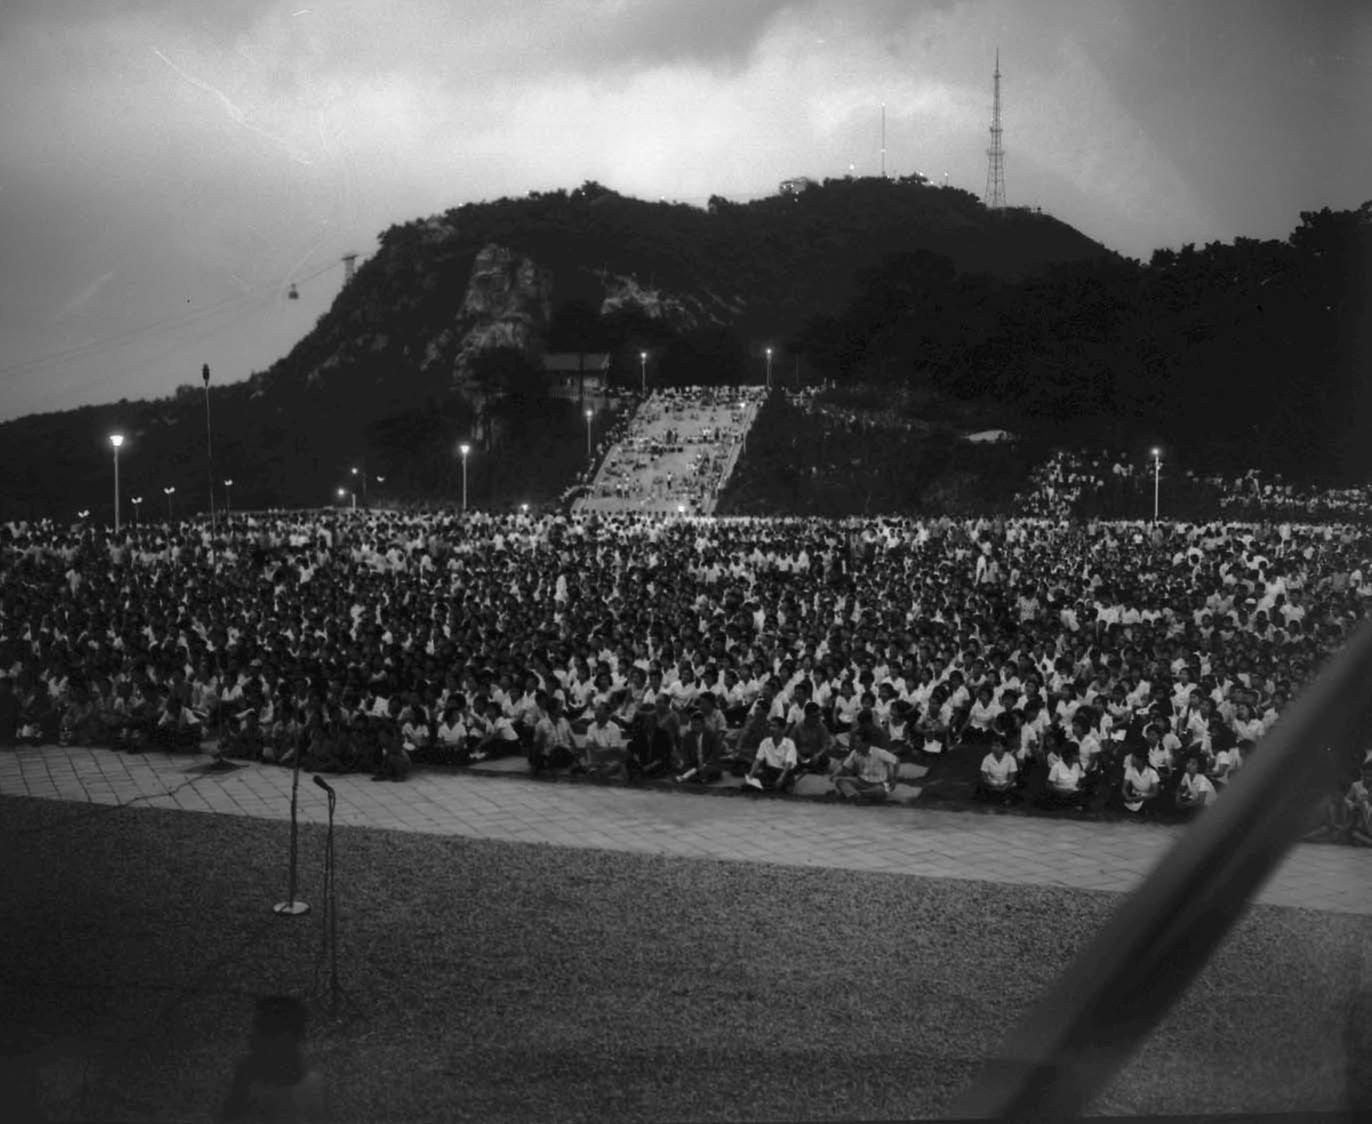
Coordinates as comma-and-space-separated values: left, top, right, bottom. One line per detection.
1015, 450, 1372, 523
577, 387, 763, 514
1, 509, 1369, 841
1212, 469, 1372, 519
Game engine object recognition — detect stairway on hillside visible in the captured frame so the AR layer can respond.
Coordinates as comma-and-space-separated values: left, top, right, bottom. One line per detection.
574, 387, 766, 515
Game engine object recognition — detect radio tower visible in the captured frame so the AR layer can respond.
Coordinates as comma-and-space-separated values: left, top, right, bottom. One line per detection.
984, 49, 1006, 210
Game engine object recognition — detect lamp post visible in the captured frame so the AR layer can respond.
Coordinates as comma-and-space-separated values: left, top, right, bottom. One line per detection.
131, 496, 143, 525
109, 433, 124, 532
458, 443, 471, 512
337, 487, 355, 512
224, 479, 234, 519
584, 408, 594, 461
520, 502, 529, 518
765, 346, 773, 389
164, 485, 175, 521
202, 363, 215, 533
640, 350, 647, 395
1151, 447, 1161, 522
351, 464, 368, 508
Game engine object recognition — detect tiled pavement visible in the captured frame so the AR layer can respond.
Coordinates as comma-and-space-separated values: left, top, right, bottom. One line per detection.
3, 744, 1370, 915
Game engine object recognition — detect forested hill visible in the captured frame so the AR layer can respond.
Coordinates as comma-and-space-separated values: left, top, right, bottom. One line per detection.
0, 178, 1110, 520
1, 184, 1367, 521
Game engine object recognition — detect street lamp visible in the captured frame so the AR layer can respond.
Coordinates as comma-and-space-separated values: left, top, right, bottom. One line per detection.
584, 408, 594, 461
640, 350, 648, 395
458, 443, 471, 512
337, 486, 356, 511
109, 433, 125, 532
224, 479, 234, 519
351, 464, 368, 508
520, 502, 529, 518
765, 346, 773, 389
131, 496, 143, 525
163, 485, 175, 521
1151, 447, 1162, 522
202, 364, 215, 533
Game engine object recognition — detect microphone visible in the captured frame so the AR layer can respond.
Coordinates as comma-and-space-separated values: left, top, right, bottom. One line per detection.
313, 775, 335, 796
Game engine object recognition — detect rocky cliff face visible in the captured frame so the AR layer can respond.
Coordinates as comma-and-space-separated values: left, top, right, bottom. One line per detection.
598, 272, 744, 331
423, 243, 554, 380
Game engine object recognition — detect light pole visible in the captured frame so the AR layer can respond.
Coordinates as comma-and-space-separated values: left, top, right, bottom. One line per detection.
132, 496, 143, 525
765, 346, 773, 389
458, 443, 471, 512
351, 464, 368, 508
640, 350, 648, 395
520, 502, 529, 518
584, 408, 594, 461
224, 479, 234, 519
202, 363, 215, 533
1151, 447, 1161, 522
337, 487, 356, 512
109, 433, 124, 532
164, 485, 175, 521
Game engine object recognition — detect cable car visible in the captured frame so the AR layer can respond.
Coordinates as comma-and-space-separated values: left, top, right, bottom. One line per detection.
287, 284, 299, 300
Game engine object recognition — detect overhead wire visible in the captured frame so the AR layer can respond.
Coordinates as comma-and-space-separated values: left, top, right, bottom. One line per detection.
0, 258, 346, 384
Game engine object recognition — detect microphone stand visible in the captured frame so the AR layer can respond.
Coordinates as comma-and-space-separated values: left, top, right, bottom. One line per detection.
312, 775, 361, 1019
272, 747, 309, 916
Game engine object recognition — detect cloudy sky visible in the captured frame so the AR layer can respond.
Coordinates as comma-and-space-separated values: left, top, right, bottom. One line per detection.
0, 0, 1368, 420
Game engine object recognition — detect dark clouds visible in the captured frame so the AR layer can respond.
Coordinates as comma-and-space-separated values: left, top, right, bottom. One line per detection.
0, 0, 1368, 421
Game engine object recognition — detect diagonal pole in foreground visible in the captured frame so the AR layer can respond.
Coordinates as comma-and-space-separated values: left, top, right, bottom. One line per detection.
948, 619, 1372, 1120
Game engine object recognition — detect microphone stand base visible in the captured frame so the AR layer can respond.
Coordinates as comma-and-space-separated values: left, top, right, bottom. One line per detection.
273, 900, 310, 916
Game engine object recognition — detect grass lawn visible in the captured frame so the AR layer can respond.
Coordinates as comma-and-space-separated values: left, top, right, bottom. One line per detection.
1, 792, 1367, 1123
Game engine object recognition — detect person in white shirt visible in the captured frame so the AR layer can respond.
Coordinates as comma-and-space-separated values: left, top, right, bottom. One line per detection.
1120, 749, 1161, 814
831, 727, 899, 801
1175, 755, 1217, 814
434, 706, 469, 765
471, 699, 519, 761
978, 737, 1018, 802
746, 715, 798, 792
1043, 743, 1086, 808
582, 701, 625, 779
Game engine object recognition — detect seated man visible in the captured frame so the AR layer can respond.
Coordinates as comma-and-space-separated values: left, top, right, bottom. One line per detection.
221, 710, 266, 762
629, 693, 679, 778
886, 700, 914, 757
1120, 748, 1162, 814
371, 720, 412, 782
831, 727, 899, 802
471, 699, 520, 760
530, 697, 577, 774
746, 715, 798, 793
434, 705, 470, 766
675, 709, 724, 784
1041, 742, 1086, 809
976, 735, 1018, 802
728, 693, 775, 771
788, 701, 836, 775
1174, 754, 1217, 815
582, 701, 626, 779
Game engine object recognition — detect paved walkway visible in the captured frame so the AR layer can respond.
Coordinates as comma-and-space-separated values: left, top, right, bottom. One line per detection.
3, 745, 1370, 915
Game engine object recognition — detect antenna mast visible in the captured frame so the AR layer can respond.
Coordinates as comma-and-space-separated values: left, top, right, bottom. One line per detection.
984, 49, 1006, 209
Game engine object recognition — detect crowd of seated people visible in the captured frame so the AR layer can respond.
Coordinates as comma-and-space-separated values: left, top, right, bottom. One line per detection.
577, 386, 764, 515
1015, 451, 1372, 524
0, 508, 1369, 838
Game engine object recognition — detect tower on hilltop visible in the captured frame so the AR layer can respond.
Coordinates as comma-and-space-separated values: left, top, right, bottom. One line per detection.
984, 49, 1006, 210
